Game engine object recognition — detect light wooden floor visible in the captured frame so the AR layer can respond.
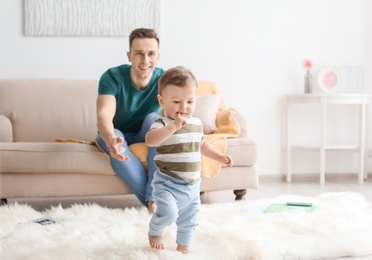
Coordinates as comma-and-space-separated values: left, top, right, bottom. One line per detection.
203, 174, 372, 204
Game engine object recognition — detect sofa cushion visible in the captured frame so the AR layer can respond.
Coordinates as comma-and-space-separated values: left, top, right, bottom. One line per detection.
193, 94, 221, 134
0, 115, 12, 142
197, 80, 227, 111
0, 142, 115, 175
233, 113, 249, 138
0, 79, 98, 142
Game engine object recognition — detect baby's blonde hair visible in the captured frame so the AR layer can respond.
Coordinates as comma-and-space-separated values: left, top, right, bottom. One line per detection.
158, 66, 198, 95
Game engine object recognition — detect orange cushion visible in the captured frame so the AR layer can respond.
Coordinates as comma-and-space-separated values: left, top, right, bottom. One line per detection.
129, 143, 148, 173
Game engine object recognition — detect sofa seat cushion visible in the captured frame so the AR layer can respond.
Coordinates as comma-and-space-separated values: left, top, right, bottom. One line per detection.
0, 142, 115, 175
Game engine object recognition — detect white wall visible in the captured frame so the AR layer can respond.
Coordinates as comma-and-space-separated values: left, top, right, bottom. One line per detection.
1, 0, 371, 177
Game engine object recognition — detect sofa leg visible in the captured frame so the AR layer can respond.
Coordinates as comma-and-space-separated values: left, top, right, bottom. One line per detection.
1, 198, 8, 205
233, 189, 246, 201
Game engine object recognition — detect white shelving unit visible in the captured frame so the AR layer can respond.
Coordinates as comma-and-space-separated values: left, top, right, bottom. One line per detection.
285, 94, 371, 185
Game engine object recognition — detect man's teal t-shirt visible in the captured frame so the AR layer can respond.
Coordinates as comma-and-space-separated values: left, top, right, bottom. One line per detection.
98, 64, 165, 133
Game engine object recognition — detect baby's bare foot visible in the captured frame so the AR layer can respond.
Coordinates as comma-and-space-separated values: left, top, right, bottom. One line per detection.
148, 201, 156, 214
148, 234, 164, 250
177, 244, 189, 254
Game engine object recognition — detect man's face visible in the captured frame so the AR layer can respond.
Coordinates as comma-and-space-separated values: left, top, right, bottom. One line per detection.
127, 38, 160, 80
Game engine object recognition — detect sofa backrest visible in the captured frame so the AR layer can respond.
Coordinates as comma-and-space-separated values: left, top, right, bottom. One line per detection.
0, 79, 225, 142
0, 79, 99, 142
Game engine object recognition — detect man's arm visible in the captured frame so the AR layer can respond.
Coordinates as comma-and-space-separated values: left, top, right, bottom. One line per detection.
96, 94, 129, 161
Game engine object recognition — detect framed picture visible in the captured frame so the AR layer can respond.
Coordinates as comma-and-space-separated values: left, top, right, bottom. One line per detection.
317, 67, 342, 93
24, 0, 161, 37
339, 67, 364, 93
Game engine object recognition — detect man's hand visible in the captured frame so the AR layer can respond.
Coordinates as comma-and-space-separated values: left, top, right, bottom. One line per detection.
109, 137, 130, 161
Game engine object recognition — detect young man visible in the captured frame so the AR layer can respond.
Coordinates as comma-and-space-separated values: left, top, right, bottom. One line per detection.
145, 66, 233, 253
95, 28, 164, 214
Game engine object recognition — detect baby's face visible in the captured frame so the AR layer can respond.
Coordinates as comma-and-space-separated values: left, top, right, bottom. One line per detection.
158, 84, 197, 120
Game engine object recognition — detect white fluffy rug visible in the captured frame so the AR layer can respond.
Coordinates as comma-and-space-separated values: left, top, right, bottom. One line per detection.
1, 192, 372, 260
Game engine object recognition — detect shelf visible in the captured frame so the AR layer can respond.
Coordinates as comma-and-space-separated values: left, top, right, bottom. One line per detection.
287, 94, 371, 105
286, 94, 371, 185
290, 145, 359, 150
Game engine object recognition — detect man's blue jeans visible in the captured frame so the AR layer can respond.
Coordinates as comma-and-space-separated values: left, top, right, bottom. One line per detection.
95, 112, 162, 207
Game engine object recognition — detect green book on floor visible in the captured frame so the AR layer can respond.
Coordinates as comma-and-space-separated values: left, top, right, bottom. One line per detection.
264, 203, 316, 213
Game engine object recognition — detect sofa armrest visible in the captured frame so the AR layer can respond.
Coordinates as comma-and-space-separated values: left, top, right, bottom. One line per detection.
0, 115, 13, 142
233, 113, 249, 138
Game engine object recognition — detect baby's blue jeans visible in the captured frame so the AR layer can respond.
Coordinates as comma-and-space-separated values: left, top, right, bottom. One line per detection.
95, 112, 162, 207
149, 170, 201, 246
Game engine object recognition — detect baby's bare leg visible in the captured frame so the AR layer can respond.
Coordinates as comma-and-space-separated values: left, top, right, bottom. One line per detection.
148, 234, 165, 250
176, 244, 189, 254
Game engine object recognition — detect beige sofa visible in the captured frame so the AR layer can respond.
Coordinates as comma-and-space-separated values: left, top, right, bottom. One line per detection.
0, 79, 258, 205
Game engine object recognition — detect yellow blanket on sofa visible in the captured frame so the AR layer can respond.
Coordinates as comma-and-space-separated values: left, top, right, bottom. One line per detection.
202, 107, 240, 177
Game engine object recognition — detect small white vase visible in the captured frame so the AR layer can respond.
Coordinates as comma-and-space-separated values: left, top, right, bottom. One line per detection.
304, 71, 313, 94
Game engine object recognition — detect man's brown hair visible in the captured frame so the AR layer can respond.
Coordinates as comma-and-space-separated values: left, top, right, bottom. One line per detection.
129, 28, 159, 49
